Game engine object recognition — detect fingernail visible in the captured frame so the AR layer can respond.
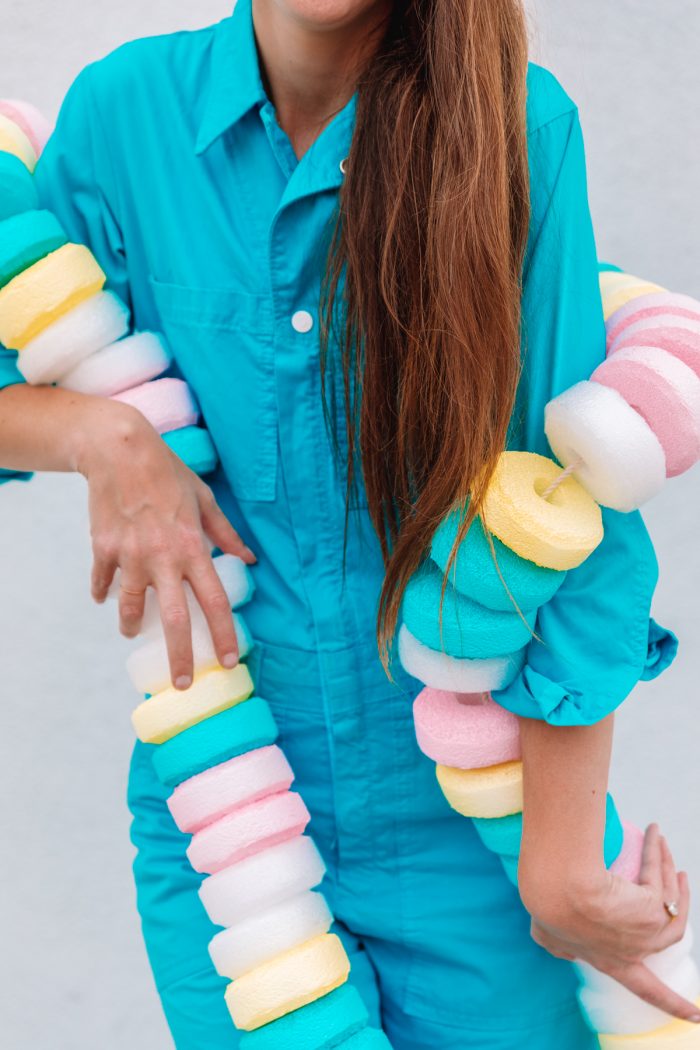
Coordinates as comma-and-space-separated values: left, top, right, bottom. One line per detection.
244, 547, 257, 562
222, 652, 238, 668
175, 675, 192, 690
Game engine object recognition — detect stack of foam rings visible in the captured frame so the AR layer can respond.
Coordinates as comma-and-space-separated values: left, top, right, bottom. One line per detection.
401, 265, 700, 1046
0, 99, 391, 1048
0, 99, 218, 477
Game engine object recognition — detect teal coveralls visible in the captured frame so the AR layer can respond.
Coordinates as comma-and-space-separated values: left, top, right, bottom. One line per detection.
0, 2, 678, 1046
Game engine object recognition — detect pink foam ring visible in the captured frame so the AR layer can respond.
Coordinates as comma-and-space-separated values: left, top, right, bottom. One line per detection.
413, 688, 521, 770
613, 326, 700, 380
610, 821, 645, 883
186, 790, 310, 875
112, 376, 199, 434
606, 291, 700, 351
610, 313, 700, 356
591, 345, 700, 477
168, 745, 294, 835
0, 99, 53, 155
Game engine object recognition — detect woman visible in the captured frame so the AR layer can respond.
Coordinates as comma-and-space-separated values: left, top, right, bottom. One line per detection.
0, 1, 696, 1047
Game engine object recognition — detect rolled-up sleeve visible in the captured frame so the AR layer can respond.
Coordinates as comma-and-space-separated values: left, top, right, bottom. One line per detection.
0, 63, 131, 485
492, 94, 677, 726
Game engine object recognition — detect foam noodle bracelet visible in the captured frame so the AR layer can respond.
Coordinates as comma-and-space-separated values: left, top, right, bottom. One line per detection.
117, 550, 391, 1046
0, 101, 220, 478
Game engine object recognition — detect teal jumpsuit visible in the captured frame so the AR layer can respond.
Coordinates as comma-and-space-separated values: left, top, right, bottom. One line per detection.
0, 2, 678, 1046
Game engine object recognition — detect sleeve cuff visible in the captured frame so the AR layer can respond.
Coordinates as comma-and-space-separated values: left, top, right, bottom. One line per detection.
492, 616, 679, 726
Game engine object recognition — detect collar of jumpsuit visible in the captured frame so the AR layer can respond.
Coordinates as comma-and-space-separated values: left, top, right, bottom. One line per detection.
195, 0, 355, 204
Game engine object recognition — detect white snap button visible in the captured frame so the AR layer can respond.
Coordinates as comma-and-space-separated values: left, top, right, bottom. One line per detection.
291, 310, 314, 333
339, 157, 347, 174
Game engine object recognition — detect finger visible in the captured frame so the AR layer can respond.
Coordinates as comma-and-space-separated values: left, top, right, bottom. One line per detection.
198, 487, 256, 564
654, 871, 691, 952
639, 823, 664, 896
91, 550, 117, 603
154, 573, 194, 690
660, 836, 680, 902
616, 962, 700, 1024
187, 557, 239, 669
118, 573, 148, 639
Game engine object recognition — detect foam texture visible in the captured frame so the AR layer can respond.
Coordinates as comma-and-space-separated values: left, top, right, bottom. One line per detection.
0, 210, 66, 288
131, 663, 254, 744
610, 822, 645, 883
602, 282, 666, 321
606, 291, 700, 349
112, 376, 198, 434
0, 243, 105, 350
0, 99, 52, 154
431, 508, 565, 612
340, 1031, 392, 1049
210, 890, 333, 980
0, 153, 38, 222
403, 561, 536, 659
162, 425, 219, 475
60, 331, 171, 396
611, 316, 700, 355
481, 451, 604, 569
598, 1007, 700, 1049
16, 290, 130, 384
199, 835, 326, 928
168, 745, 294, 834
398, 624, 526, 692
579, 931, 700, 1037
152, 696, 278, 789
436, 761, 523, 819
225, 933, 350, 1031
127, 610, 252, 695
0, 113, 37, 172
238, 984, 369, 1050
111, 553, 254, 635
592, 346, 700, 477
545, 381, 667, 511
613, 328, 700, 380
187, 790, 310, 874
413, 687, 521, 769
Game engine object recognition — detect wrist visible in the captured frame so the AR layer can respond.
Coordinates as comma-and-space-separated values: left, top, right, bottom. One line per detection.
73, 397, 154, 477
519, 852, 609, 922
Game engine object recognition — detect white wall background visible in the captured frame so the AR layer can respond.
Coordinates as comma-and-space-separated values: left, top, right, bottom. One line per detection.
0, 1, 698, 1047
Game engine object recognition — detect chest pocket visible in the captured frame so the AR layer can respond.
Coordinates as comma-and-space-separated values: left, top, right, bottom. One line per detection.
148, 276, 277, 503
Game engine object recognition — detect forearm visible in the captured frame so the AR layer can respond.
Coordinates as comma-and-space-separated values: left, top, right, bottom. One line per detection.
0, 382, 144, 476
518, 713, 614, 910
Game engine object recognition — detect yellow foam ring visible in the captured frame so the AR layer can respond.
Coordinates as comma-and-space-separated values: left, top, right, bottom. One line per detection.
481, 451, 603, 570
436, 761, 523, 818
603, 282, 666, 321
598, 270, 650, 294
599, 1001, 700, 1049
0, 113, 37, 172
225, 933, 351, 1031
132, 663, 254, 744
0, 244, 105, 350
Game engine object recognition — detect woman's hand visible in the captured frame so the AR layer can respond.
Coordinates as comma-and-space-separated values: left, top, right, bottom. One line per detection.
76, 399, 255, 690
520, 824, 699, 1024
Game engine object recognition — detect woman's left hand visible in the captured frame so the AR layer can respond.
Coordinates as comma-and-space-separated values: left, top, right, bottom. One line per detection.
520, 824, 700, 1024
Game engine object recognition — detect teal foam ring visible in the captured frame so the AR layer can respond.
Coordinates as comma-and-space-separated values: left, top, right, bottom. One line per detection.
598, 261, 624, 273
163, 424, 218, 475
239, 985, 370, 1050
403, 561, 537, 659
338, 1029, 393, 1049
0, 209, 66, 288
0, 152, 38, 222
152, 695, 278, 789
431, 508, 565, 613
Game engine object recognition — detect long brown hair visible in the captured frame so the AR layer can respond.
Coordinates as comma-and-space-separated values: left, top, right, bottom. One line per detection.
320, 0, 531, 666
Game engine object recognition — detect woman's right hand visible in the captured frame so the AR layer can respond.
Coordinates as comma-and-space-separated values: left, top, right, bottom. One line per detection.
76, 399, 256, 690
